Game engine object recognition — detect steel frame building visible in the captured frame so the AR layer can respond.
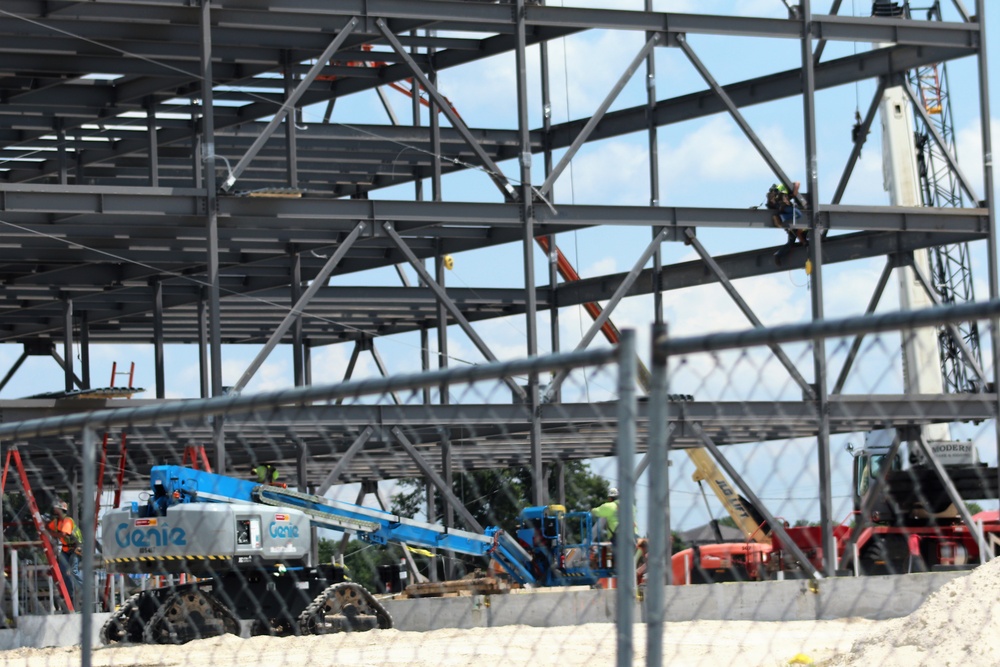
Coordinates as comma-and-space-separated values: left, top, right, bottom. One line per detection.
0, 1, 997, 567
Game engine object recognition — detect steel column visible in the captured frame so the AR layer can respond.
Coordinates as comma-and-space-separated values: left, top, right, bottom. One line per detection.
283, 53, 299, 189
80, 427, 97, 665
646, 323, 669, 667
802, 0, 835, 577
976, 0, 1000, 519
63, 299, 73, 393
515, 0, 544, 506
199, 0, 225, 472
146, 98, 159, 187
79, 312, 90, 390
615, 329, 637, 667
291, 252, 304, 387
153, 280, 165, 399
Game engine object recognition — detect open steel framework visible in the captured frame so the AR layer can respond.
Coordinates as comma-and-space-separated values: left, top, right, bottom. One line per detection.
0, 1, 997, 571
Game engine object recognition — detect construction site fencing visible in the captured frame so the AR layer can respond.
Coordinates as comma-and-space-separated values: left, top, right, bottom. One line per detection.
1, 299, 1000, 667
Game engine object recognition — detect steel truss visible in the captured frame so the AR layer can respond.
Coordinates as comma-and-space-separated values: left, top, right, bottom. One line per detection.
0, 1, 997, 578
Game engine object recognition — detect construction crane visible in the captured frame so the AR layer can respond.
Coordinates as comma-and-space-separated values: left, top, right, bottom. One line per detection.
907, 0, 984, 394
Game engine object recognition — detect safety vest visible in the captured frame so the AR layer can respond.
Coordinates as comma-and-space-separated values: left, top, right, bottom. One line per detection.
47, 516, 81, 554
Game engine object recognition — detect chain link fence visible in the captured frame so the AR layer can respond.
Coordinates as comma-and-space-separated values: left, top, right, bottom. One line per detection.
1, 300, 1000, 666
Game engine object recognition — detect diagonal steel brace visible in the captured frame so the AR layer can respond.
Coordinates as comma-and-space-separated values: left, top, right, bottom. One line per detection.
221, 17, 361, 192
383, 222, 526, 401
685, 229, 816, 399
376, 18, 519, 203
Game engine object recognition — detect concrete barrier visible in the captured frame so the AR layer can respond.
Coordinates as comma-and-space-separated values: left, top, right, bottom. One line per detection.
383, 571, 964, 631
0, 571, 964, 649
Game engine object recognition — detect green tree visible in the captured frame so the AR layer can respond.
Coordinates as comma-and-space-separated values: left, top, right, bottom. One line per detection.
318, 537, 405, 592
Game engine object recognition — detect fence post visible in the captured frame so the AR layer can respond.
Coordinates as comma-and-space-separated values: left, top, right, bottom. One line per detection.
646, 322, 669, 667
616, 329, 637, 667
81, 426, 97, 666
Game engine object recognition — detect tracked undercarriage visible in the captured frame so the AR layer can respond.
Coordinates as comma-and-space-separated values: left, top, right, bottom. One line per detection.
101, 579, 392, 645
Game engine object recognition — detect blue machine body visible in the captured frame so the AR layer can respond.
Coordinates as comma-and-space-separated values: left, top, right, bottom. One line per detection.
143, 465, 539, 585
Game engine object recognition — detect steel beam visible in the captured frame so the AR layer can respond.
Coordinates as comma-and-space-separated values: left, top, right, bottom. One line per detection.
908, 253, 989, 386
0, 352, 28, 394
910, 428, 991, 561
832, 79, 886, 205
901, 80, 980, 205
836, 430, 904, 571
678, 34, 802, 206
370, 342, 403, 406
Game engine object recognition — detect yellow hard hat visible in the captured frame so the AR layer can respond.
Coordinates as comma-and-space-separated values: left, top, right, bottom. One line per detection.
443, 255, 454, 270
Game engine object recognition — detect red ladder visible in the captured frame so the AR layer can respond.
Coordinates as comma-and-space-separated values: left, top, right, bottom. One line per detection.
1, 447, 75, 612
182, 445, 213, 472
94, 362, 134, 610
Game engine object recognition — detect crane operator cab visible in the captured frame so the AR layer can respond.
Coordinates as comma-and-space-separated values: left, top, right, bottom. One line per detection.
850, 428, 985, 526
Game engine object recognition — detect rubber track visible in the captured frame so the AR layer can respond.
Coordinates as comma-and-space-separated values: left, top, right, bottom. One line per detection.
99, 590, 144, 644
297, 581, 393, 634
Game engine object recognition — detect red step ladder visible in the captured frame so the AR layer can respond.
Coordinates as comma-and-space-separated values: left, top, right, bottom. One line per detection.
1, 447, 74, 612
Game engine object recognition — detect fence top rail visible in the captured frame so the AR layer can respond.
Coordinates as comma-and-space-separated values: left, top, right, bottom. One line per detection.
656, 298, 1000, 359
0, 346, 618, 441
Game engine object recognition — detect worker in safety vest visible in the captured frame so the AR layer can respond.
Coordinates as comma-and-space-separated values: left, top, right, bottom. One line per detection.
766, 181, 808, 266
591, 488, 622, 542
46, 499, 83, 604
252, 463, 282, 486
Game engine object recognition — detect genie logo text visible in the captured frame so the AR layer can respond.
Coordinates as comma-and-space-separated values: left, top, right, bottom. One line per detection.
115, 521, 187, 554
269, 521, 300, 539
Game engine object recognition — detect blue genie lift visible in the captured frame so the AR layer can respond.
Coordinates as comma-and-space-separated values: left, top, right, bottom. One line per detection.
100, 465, 618, 645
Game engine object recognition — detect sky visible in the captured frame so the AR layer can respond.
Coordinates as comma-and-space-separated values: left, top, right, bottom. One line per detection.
2, 0, 999, 533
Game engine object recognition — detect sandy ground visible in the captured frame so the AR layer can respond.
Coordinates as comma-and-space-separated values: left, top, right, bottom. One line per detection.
0, 619, 876, 667
4, 556, 1000, 667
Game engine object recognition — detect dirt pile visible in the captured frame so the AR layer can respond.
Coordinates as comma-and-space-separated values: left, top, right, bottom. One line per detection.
829, 557, 1000, 666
